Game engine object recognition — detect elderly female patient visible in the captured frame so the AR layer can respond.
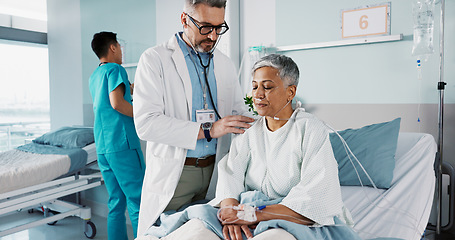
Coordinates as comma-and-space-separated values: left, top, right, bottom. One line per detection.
137, 54, 361, 240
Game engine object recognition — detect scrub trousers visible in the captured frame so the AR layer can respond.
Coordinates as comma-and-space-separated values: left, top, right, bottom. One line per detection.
97, 148, 145, 240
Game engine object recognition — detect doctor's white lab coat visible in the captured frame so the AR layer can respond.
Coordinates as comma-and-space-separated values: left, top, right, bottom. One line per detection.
133, 35, 247, 236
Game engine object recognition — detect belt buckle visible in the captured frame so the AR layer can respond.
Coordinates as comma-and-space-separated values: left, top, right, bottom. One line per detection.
195, 155, 209, 167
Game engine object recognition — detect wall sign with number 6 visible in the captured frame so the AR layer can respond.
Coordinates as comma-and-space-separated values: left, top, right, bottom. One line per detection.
341, 3, 391, 39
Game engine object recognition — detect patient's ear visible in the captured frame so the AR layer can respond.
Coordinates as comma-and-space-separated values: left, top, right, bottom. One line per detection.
287, 85, 297, 101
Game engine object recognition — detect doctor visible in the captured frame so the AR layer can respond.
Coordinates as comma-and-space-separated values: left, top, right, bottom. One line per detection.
133, 0, 254, 236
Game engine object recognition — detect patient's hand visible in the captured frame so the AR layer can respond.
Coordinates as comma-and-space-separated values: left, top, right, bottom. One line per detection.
219, 198, 255, 239
219, 199, 257, 225
218, 205, 238, 224
222, 224, 253, 240
219, 208, 257, 226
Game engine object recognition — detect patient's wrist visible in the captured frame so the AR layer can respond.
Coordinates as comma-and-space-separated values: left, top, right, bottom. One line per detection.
255, 209, 266, 223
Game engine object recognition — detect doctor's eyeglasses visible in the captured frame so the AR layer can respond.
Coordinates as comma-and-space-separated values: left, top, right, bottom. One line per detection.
185, 13, 229, 35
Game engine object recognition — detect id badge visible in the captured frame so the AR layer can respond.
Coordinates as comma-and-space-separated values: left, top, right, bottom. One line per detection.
196, 109, 216, 123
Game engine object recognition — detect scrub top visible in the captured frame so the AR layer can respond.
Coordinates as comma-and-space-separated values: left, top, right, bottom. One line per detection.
89, 63, 141, 154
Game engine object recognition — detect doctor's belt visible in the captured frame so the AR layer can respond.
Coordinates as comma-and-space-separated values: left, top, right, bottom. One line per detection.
185, 155, 215, 168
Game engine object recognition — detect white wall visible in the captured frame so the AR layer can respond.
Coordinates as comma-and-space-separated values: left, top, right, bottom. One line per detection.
47, 0, 84, 129
239, 0, 275, 95
155, 0, 182, 45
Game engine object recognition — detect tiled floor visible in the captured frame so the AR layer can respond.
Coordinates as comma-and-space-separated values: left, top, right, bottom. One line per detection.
0, 210, 133, 240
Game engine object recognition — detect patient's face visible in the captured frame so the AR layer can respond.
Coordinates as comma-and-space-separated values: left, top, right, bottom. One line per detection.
252, 67, 290, 117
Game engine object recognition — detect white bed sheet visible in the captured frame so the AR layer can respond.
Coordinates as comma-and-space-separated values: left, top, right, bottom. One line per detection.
341, 133, 436, 240
0, 143, 97, 194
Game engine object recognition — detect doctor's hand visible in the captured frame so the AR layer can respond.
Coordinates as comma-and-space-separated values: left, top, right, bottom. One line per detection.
210, 115, 255, 139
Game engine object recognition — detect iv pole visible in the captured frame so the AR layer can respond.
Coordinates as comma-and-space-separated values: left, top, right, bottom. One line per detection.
435, 0, 446, 235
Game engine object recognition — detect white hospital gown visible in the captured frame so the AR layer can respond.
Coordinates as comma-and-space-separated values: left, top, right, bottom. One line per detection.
213, 108, 354, 226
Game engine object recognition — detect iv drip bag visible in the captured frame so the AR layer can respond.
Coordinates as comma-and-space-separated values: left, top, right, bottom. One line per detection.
412, 0, 436, 57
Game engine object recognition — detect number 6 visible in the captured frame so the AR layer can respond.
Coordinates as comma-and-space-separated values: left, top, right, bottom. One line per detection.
359, 15, 368, 29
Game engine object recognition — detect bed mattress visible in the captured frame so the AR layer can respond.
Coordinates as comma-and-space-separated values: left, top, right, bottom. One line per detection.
84, 143, 97, 164
0, 143, 97, 194
341, 133, 436, 240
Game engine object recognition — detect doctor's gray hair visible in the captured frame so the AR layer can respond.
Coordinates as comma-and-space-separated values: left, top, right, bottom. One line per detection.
252, 54, 300, 87
183, 0, 227, 14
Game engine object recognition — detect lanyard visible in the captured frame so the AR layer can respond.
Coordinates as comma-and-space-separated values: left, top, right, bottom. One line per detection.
181, 32, 222, 119
186, 44, 210, 110
199, 53, 221, 119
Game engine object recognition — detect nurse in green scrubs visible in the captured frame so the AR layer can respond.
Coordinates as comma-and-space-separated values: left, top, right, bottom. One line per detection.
89, 31, 145, 240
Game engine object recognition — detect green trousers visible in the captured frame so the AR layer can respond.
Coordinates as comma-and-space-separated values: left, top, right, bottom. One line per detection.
165, 163, 214, 211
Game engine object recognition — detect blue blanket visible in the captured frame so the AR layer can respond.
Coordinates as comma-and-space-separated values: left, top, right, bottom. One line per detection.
145, 191, 362, 240
17, 143, 88, 172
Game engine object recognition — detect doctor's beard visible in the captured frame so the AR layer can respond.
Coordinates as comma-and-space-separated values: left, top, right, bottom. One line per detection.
196, 39, 217, 52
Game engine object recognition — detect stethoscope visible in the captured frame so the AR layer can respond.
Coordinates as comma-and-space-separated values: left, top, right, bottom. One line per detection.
183, 31, 222, 119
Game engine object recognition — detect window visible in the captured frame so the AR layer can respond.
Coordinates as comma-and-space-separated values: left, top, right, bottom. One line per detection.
0, 0, 49, 152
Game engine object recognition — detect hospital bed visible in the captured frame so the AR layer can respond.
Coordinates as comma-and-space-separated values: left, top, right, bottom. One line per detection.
0, 127, 103, 239
342, 132, 436, 240
137, 126, 436, 240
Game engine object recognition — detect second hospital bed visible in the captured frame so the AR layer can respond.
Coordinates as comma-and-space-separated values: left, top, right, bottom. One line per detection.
0, 126, 103, 238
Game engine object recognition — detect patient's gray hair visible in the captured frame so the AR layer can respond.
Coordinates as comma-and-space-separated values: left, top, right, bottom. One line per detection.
183, 0, 227, 14
252, 54, 300, 87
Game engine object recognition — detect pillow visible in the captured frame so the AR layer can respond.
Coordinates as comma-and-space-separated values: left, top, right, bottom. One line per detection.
329, 118, 401, 189
33, 126, 94, 148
